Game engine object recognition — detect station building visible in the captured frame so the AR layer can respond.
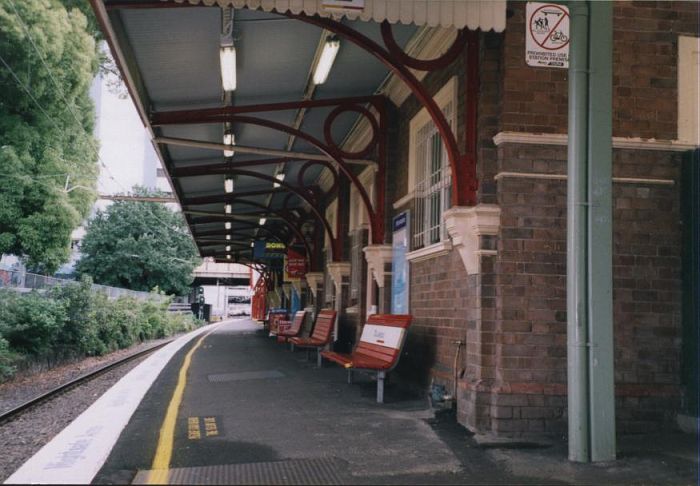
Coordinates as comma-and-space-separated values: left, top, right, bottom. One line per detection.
93, 0, 699, 441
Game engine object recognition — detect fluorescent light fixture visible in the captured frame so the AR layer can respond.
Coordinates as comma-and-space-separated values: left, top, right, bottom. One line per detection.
226, 254, 231, 260
250, 241, 254, 247
225, 222, 231, 230
259, 217, 267, 225
220, 45, 237, 92
224, 176, 234, 193
226, 234, 231, 240
313, 37, 340, 85
223, 132, 235, 157
226, 245, 231, 252
273, 172, 285, 188
225, 204, 232, 214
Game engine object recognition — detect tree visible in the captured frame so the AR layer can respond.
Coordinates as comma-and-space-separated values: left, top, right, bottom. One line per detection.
0, 0, 100, 273
76, 198, 200, 295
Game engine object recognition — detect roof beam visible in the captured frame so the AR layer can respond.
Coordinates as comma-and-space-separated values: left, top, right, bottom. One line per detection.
172, 158, 298, 178
150, 95, 383, 125
155, 136, 376, 166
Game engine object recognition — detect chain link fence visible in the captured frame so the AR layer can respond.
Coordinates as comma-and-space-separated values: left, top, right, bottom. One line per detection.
0, 268, 165, 302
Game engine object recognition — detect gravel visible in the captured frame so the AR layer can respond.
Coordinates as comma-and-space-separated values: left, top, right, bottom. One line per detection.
0, 339, 172, 482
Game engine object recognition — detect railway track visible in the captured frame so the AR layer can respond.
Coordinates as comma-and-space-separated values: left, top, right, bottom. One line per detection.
0, 340, 173, 424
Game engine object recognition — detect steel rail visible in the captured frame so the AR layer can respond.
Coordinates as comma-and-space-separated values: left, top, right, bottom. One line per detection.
0, 339, 174, 424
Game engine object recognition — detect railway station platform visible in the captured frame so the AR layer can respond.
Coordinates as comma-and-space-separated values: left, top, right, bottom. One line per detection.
7, 319, 698, 485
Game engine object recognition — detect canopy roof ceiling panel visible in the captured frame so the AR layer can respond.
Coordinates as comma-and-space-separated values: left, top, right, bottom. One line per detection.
119, 8, 223, 109
97, 0, 479, 263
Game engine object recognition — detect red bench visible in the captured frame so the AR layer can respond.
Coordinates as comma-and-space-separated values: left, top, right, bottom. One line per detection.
321, 314, 412, 403
288, 309, 337, 367
276, 310, 307, 347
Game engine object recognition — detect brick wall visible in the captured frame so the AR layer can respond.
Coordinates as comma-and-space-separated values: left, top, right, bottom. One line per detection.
483, 145, 683, 435
502, 1, 700, 139
389, 45, 472, 392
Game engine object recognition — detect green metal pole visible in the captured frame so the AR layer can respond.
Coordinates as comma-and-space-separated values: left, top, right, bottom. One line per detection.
586, 1, 616, 462
567, 0, 590, 463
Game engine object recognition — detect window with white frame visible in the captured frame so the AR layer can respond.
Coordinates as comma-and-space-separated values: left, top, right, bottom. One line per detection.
408, 77, 456, 251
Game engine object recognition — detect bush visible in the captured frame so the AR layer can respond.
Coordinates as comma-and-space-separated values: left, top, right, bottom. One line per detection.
0, 337, 18, 380
0, 285, 201, 382
0, 290, 66, 358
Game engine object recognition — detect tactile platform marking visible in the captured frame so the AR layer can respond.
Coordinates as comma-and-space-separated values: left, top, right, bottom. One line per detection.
132, 457, 345, 485
207, 370, 286, 382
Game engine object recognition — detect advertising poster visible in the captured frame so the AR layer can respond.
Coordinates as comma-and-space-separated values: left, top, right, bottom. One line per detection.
284, 247, 306, 281
391, 211, 409, 314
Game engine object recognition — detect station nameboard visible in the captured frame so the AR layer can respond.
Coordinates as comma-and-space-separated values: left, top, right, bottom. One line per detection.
253, 240, 286, 259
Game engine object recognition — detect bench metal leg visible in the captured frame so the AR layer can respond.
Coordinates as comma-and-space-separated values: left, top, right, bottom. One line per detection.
290, 342, 295, 352
306, 349, 311, 361
377, 371, 386, 404
347, 370, 353, 384
317, 348, 322, 368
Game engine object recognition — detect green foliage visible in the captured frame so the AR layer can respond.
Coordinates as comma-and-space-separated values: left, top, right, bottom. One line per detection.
0, 286, 200, 382
77, 197, 200, 296
0, 0, 99, 273
0, 290, 66, 357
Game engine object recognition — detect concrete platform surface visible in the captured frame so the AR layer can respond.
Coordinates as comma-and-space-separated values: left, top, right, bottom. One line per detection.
92, 319, 698, 485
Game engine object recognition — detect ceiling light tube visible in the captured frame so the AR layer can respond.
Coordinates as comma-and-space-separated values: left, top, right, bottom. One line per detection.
220, 45, 237, 92
225, 222, 231, 230
273, 172, 285, 188
226, 254, 231, 260
226, 245, 231, 252
313, 37, 340, 85
225, 204, 232, 214
224, 175, 234, 193
259, 217, 267, 226
226, 234, 231, 240
223, 132, 235, 157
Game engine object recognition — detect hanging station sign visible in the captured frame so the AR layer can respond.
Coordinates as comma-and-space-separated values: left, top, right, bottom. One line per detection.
253, 240, 286, 259
526, 2, 570, 69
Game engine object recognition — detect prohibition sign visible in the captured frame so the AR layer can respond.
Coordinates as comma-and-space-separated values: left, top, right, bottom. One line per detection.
529, 4, 570, 51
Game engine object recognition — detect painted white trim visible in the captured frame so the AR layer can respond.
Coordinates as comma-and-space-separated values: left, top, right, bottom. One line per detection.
492, 131, 698, 151
392, 191, 415, 210
494, 172, 675, 186
176, 1, 507, 32
406, 240, 452, 263
678, 36, 700, 145
380, 27, 461, 106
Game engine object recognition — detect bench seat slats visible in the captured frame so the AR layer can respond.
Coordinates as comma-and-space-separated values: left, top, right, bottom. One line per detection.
288, 309, 336, 349
277, 310, 306, 338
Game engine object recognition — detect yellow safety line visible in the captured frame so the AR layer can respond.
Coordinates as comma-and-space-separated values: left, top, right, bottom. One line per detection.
147, 329, 215, 484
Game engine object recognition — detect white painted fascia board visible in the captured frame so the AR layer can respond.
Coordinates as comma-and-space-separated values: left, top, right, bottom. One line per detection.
493, 131, 699, 151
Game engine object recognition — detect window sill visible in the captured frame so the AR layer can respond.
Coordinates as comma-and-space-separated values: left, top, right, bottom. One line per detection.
406, 240, 453, 263
392, 192, 414, 210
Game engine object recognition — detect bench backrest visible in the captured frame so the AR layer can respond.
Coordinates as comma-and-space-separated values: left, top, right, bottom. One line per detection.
310, 309, 337, 343
354, 314, 412, 368
287, 310, 307, 335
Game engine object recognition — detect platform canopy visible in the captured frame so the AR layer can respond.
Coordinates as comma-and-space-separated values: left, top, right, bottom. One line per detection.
94, 0, 505, 268
173, 0, 507, 31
